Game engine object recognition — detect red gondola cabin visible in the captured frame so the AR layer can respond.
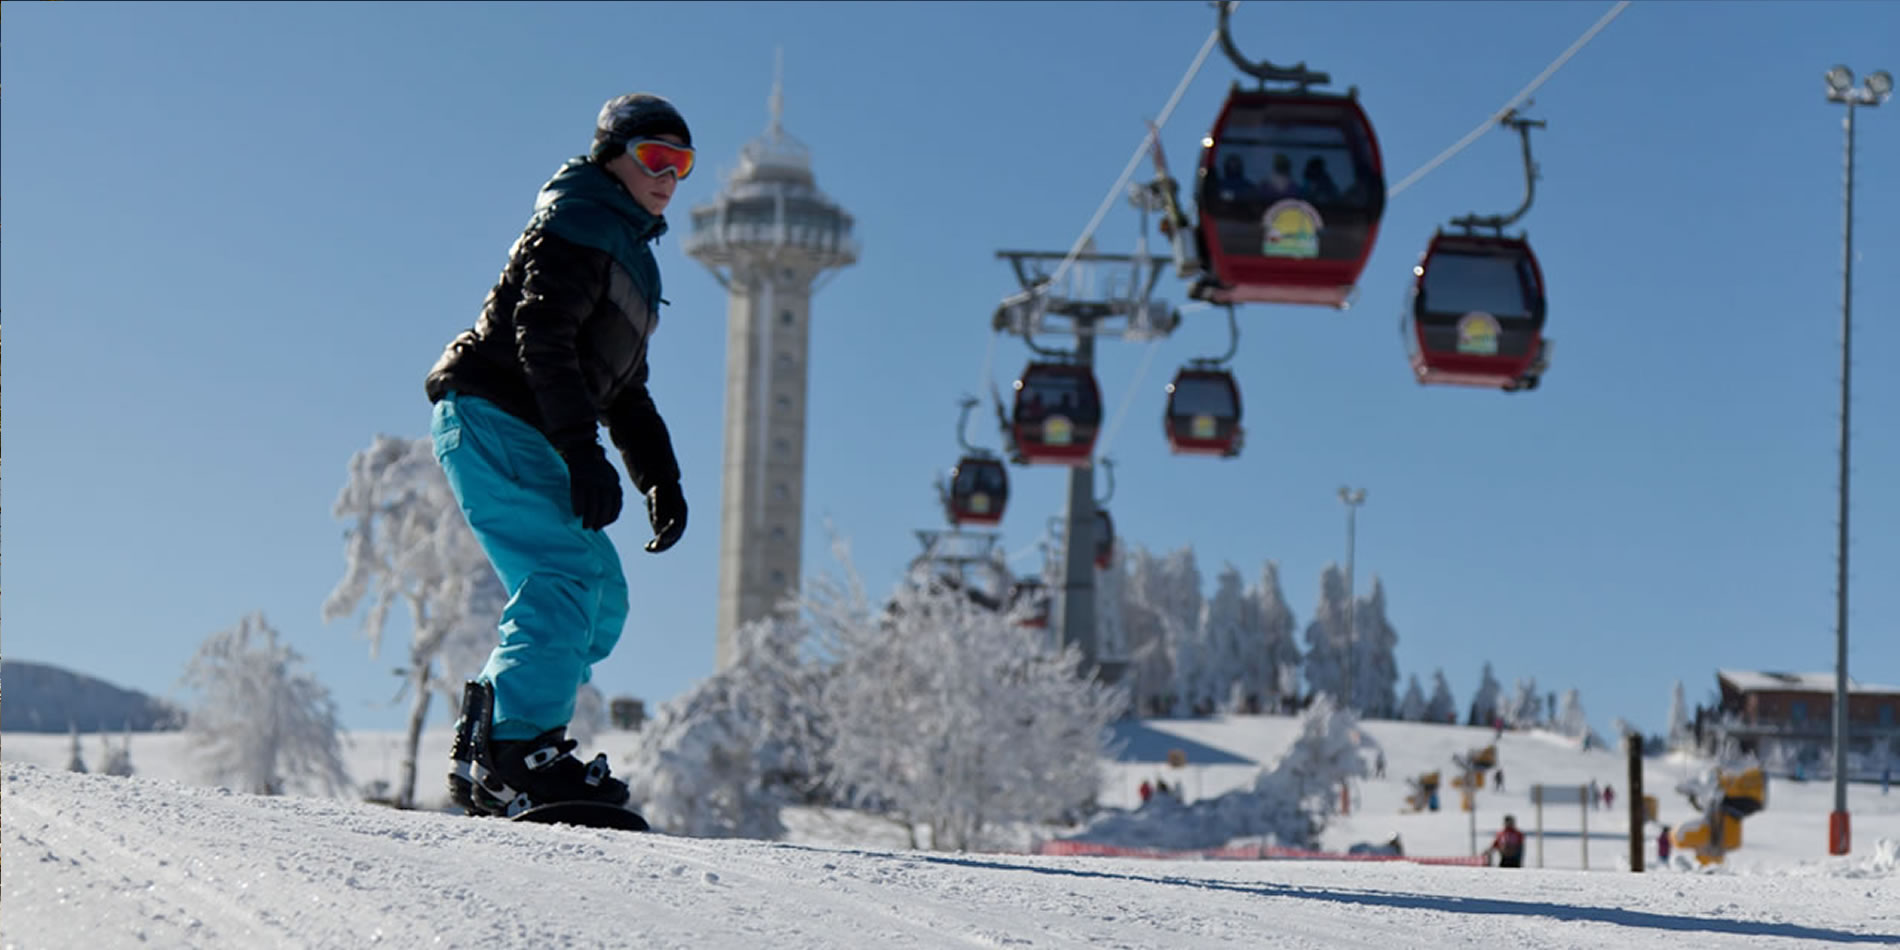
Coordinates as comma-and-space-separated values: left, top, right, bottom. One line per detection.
1010, 362, 1103, 465
1164, 367, 1244, 457
1193, 90, 1386, 309
1405, 231, 1549, 391
945, 455, 1009, 526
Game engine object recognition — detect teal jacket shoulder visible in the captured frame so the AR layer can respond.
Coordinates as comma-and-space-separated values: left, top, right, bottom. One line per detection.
525, 157, 668, 308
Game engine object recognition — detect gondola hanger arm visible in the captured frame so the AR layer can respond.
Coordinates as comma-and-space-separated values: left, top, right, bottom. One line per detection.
1215, 0, 1330, 90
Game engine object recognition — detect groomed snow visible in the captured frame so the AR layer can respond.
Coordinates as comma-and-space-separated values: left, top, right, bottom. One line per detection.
6, 715, 1898, 947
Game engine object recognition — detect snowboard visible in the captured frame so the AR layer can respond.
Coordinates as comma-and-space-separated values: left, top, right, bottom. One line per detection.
510, 801, 651, 832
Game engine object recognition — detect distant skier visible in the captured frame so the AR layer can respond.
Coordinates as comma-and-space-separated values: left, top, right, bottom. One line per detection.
1486, 815, 1526, 868
1657, 825, 1673, 863
428, 91, 696, 817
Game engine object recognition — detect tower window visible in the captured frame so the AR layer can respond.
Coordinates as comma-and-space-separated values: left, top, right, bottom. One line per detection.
780, 309, 796, 327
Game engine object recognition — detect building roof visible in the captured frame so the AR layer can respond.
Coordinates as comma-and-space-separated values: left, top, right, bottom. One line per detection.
1717, 670, 1900, 696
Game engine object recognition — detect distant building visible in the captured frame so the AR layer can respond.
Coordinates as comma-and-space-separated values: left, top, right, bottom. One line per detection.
1703, 669, 1900, 778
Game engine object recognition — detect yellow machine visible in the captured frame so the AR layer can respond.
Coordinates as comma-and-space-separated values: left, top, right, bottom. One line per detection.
1673, 765, 1768, 865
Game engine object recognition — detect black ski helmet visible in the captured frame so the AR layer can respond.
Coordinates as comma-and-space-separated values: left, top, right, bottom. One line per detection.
591, 93, 692, 162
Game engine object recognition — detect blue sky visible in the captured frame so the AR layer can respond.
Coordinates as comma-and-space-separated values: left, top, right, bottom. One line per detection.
4, 1, 1896, 740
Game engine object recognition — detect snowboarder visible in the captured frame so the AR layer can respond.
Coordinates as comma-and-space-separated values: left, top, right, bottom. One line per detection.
1604, 784, 1615, 810
1139, 780, 1154, 804
1657, 824, 1672, 863
1375, 751, 1386, 778
1486, 815, 1526, 868
1494, 768, 1505, 792
428, 92, 695, 818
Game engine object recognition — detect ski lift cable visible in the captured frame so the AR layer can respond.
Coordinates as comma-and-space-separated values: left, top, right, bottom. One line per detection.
1385, 0, 1632, 200
1040, 17, 1228, 300
1092, 337, 1164, 464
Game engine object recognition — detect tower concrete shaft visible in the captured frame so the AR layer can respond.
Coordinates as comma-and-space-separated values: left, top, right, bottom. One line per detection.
684, 56, 857, 668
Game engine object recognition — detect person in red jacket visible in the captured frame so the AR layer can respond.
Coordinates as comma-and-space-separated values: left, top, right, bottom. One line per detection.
1486, 814, 1526, 868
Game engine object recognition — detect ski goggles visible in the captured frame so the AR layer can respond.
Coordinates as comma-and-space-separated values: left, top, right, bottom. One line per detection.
624, 138, 695, 180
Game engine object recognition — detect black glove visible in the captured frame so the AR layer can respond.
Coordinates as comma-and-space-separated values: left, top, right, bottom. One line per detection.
560, 441, 623, 531
644, 481, 687, 553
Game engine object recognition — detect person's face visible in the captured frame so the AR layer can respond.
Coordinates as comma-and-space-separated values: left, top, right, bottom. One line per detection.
607, 132, 686, 215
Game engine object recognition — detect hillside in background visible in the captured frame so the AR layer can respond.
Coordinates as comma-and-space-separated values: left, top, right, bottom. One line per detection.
0, 659, 185, 733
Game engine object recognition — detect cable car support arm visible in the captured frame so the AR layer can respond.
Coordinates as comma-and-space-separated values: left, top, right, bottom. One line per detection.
1450, 111, 1546, 234
1094, 457, 1116, 507
1215, 0, 1330, 90
955, 395, 988, 454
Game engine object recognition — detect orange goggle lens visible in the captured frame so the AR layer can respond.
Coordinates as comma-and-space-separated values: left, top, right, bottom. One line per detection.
628, 139, 695, 180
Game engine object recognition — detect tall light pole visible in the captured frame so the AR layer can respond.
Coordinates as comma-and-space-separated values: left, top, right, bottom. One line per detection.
1339, 486, 1367, 712
1823, 63, 1890, 857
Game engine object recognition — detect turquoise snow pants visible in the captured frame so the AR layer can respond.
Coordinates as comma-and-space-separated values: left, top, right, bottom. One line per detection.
430, 391, 629, 741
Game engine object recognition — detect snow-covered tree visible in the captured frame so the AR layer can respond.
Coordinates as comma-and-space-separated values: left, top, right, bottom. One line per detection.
1398, 675, 1427, 721
99, 729, 135, 778
1193, 564, 1252, 713
1153, 548, 1206, 715
1467, 662, 1503, 726
1499, 677, 1544, 729
179, 612, 350, 797
1667, 680, 1691, 750
1555, 688, 1589, 738
810, 534, 1126, 852
1120, 546, 1175, 716
1344, 578, 1401, 717
323, 434, 506, 808
1302, 565, 1351, 706
1426, 669, 1458, 724
624, 614, 827, 839
1249, 561, 1301, 713
66, 724, 87, 773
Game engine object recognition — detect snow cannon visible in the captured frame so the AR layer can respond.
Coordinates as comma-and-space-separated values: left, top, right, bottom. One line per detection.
1404, 771, 1442, 812
1674, 764, 1769, 865
1470, 744, 1499, 770
1673, 814, 1742, 866
1718, 767, 1767, 819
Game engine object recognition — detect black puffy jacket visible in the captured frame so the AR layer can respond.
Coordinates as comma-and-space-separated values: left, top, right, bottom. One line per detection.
426, 158, 680, 494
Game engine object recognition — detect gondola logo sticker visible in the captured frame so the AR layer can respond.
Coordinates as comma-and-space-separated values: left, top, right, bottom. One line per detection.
1262, 199, 1323, 259
1042, 415, 1074, 446
1456, 312, 1501, 356
1191, 414, 1218, 439
969, 493, 991, 514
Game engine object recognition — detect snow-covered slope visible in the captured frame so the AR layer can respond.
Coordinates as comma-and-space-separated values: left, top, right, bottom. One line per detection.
5, 763, 1896, 949
6, 714, 1900, 947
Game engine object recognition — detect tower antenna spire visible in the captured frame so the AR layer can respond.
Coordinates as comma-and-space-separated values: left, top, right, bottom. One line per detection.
769, 47, 785, 138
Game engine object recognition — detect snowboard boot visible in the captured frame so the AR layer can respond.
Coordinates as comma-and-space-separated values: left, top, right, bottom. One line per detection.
447, 679, 630, 817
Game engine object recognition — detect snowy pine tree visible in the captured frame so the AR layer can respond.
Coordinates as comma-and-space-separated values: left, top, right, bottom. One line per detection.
99, 729, 135, 778
1154, 548, 1206, 715
1426, 669, 1458, 724
323, 433, 507, 808
66, 724, 87, 773
1120, 546, 1175, 716
1249, 561, 1301, 714
1345, 578, 1401, 718
1197, 564, 1252, 713
1667, 680, 1691, 750
1398, 675, 1427, 721
1500, 678, 1544, 729
1302, 565, 1351, 707
1555, 688, 1589, 738
1468, 662, 1503, 726
180, 612, 350, 796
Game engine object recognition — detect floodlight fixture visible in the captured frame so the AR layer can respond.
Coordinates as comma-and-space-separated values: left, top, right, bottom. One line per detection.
1868, 70, 1893, 102
1827, 65, 1855, 94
